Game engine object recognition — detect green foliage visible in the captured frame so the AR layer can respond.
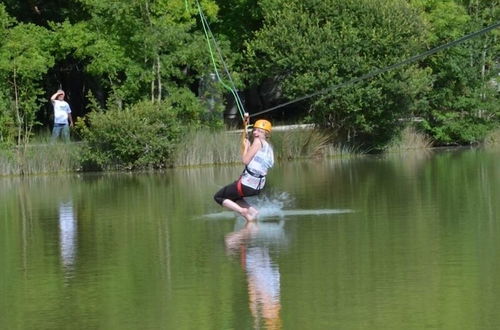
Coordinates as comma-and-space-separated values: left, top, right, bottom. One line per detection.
0, 23, 54, 80
0, 0, 497, 160
246, 0, 430, 149
0, 6, 16, 146
49, 0, 222, 109
0, 4, 14, 33
213, 0, 262, 51
0, 12, 55, 145
421, 110, 494, 144
76, 97, 208, 170
413, 0, 499, 144
164, 87, 223, 128
0, 88, 15, 147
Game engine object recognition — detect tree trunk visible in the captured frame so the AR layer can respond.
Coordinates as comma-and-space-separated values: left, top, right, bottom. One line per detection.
156, 54, 162, 102
13, 68, 22, 146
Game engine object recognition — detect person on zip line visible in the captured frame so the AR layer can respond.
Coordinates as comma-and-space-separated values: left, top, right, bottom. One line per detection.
214, 117, 274, 222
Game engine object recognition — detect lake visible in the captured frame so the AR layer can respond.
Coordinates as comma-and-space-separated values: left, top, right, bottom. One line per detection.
1, 147, 499, 330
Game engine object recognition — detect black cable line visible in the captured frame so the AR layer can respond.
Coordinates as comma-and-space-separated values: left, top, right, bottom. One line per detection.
250, 21, 500, 118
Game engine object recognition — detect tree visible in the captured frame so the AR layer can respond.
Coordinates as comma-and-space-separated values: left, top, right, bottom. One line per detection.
0, 4, 15, 145
413, 0, 499, 144
245, 0, 430, 148
0, 8, 54, 146
213, 0, 262, 52
49, 0, 224, 112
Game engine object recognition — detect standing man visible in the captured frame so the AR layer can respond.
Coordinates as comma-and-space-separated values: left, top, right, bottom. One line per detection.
50, 89, 73, 142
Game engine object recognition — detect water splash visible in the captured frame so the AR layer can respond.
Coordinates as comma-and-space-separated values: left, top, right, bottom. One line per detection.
203, 191, 354, 220
247, 192, 293, 219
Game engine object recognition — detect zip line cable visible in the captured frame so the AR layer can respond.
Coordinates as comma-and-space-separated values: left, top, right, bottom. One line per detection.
188, 0, 498, 120
250, 21, 500, 118
194, 0, 247, 121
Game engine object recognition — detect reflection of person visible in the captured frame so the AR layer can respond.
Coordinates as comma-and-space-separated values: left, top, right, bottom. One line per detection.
225, 222, 282, 329
58, 201, 77, 269
214, 119, 274, 222
50, 89, 73, 141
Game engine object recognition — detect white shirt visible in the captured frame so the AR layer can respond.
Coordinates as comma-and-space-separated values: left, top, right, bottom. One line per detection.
53, 100, 71, 124
240, 140, 274, 190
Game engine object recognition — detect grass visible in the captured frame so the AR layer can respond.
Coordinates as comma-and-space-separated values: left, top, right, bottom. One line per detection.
1, 127, 359, 175
483, 128, 500, 149
173, 129, 242, 167
271, 128, 357, 159
0, 138, 82, 177
173, 127, 358, 167
384, 126, 433, 153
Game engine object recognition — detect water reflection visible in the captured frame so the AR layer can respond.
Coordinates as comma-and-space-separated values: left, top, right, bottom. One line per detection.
225, 220, 286, 330
58, 200, 77, 271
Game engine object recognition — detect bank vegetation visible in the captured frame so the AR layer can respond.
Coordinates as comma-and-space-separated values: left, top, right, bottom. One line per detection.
0, 1, 498, 175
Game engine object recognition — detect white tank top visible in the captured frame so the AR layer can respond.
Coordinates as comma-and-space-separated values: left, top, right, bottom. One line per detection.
240, 140, 274, 190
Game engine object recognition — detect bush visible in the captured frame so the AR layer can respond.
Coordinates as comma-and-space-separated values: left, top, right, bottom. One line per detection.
76, 100, 188, 170
422, 111, 494, 145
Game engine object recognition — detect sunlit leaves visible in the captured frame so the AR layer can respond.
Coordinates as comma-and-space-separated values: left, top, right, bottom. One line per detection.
57, 0, 220, 106
246, 0, 429, 147
0, 23, 54, 80
0, 20, 55, 144
411, 0, 499, 144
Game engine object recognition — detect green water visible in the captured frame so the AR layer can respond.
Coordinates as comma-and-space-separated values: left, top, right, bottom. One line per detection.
1, 148, 499, 330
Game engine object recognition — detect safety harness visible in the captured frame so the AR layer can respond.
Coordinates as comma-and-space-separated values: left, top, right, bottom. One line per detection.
237, 166, 266, 198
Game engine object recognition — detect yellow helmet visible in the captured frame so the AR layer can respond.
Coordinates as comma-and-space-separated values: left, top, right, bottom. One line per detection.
253, 119, 272, 133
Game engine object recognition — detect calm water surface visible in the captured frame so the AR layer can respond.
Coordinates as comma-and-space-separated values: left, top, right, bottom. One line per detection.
1, 148, 499, 330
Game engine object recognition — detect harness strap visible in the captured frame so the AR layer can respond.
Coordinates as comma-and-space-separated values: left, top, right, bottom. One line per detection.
244, 166, 265, 179
236, 178, 244, 197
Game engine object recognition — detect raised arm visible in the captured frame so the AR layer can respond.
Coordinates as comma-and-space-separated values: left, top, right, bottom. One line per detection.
242, 138, 262, 165
50, 90, 64, 103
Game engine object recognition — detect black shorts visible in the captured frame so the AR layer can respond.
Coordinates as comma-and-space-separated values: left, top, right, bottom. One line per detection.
213, 180, 260, 205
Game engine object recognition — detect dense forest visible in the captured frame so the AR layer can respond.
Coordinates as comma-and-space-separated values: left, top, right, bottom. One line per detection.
0, 0, 498, 152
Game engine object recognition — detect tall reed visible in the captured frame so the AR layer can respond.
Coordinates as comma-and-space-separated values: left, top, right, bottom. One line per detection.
173, 129, 241, 167
1, 127, 361, 175
271, 128, 349, 159
0, 142, 82, 176
483, 128, 500, 149
174, 128, 356, 167
384, 126, 433, 153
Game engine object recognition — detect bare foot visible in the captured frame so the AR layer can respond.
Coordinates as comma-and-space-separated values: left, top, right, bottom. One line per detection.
241, 208, 256, 222
249, 207, 259, 219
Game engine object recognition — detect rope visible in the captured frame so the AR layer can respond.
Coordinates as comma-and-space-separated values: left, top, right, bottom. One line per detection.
250, 21, 500, 118
194, 0, 247, 120
240, 113, 250, 155
187, 0, 251, 156
197, 7, 246, 118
